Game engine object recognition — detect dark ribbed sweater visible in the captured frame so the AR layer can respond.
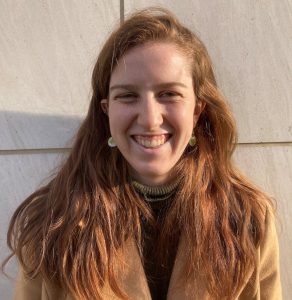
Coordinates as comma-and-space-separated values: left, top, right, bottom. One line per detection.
140, 197, 180, 300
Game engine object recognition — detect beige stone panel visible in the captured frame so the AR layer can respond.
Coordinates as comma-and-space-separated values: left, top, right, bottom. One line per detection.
125, 0, 292, 143
0, 111, 82, 150
0, 1, 119, 149
0, 151, 65, 299
234, 144, 292, 299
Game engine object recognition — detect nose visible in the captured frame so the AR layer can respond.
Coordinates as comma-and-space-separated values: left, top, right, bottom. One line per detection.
137, 93, 163, 129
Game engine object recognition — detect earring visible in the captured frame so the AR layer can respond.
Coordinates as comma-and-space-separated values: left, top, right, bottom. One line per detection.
189, 134, 196, 147
108, 136, 117, 147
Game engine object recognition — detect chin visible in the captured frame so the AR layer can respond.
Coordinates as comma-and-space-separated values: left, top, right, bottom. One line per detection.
131, 166, 173, 186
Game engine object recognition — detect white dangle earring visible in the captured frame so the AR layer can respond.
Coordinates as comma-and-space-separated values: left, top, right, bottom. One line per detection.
108, 136, 117, 147
101, 102, 116, 148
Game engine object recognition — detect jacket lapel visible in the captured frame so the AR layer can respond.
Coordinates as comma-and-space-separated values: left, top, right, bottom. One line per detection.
109, 238, 152, 300
167, 235, 211, 300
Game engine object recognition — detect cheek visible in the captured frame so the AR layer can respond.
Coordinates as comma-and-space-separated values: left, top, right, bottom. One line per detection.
108, 106, 132, 136
168, 105, 195, 131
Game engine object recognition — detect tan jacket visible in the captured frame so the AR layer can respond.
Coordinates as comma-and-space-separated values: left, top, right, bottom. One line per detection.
14, 209, 282, 300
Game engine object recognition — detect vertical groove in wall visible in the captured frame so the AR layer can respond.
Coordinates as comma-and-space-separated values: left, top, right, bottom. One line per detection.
120, 0, 124, 24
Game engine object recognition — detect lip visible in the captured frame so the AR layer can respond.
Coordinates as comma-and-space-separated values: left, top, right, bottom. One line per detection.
130, 133, 172, 150
131, 133, 171, 139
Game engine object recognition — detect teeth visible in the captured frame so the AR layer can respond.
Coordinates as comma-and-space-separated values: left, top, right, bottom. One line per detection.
134, 135, 168, 148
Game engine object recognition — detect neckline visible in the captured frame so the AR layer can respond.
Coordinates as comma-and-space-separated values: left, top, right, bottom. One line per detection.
132, 180, 179, 202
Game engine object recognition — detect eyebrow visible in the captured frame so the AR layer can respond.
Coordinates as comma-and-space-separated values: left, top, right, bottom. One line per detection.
109, 82, 188, 91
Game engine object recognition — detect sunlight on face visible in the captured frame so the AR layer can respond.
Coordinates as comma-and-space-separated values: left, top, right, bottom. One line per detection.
102, 43, 202, 186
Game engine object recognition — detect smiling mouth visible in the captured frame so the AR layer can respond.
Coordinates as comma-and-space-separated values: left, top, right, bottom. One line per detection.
132, 134, 171, 148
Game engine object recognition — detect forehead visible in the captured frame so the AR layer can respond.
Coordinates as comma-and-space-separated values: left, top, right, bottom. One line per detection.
109, 42, 192, 87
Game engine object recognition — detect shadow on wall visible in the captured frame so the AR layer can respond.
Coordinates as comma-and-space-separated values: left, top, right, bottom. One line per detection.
0, 111, 84, 150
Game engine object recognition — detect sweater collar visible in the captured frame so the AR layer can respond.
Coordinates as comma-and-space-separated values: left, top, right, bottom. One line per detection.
132, 179, 179, 202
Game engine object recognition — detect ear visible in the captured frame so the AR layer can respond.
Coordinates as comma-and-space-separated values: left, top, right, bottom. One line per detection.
100, 99, 109, 114
193, 100, 206, 125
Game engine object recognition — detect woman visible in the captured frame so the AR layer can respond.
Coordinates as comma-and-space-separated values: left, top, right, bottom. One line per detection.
4, 7, 281, 300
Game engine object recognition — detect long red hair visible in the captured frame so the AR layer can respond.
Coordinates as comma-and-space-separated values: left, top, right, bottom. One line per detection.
3, 7, 273, 299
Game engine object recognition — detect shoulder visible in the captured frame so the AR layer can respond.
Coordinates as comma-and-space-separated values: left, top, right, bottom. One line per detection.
239, 206, 282, 299
260, 207, 279, 262
14, 268, 43, 300
258, 207, 282, 297
14, 268, 70, 300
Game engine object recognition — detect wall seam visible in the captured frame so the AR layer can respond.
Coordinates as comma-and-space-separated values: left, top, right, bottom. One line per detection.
0, 148, 70, 155
120, 0, 124, 24
0, 141, 291, 155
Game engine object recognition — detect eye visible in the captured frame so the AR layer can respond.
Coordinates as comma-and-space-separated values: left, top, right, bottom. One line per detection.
114, 93, 137, 102
159, 91, 182, 100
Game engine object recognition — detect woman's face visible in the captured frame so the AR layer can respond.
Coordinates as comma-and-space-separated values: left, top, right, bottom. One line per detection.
101, 42, 203, 186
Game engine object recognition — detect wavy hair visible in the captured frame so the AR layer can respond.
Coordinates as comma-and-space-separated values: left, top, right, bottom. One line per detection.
3, 7, 273, 299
